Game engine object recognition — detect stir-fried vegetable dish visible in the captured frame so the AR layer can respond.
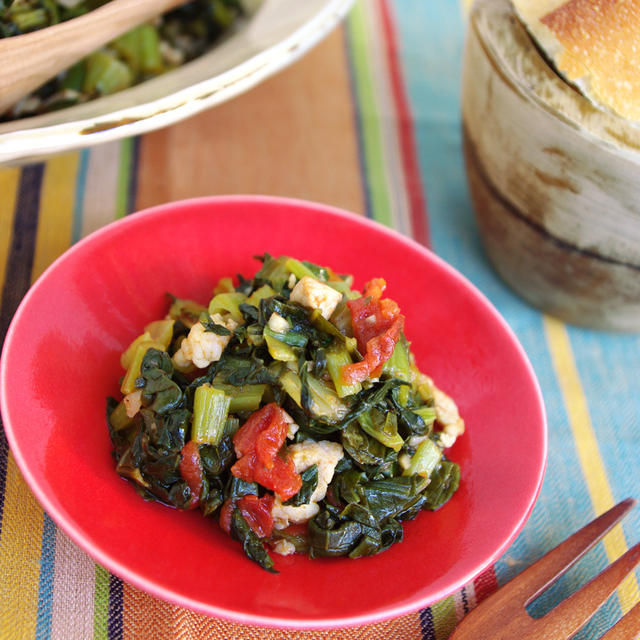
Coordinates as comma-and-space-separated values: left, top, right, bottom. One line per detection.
0, 0, 248, 119
106, 255, 464, 571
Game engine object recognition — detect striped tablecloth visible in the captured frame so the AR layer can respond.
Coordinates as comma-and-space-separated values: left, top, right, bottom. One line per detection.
1, 1, 639, 638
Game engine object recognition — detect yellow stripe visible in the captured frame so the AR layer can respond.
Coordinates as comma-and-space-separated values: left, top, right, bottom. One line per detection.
0, 167, 20, 289
544, 316, 640, 613
31, 153, 79, 281
0, 454, 43, 638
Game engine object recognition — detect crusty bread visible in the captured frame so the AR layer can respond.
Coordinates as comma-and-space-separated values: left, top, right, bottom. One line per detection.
512, 0, 640, 121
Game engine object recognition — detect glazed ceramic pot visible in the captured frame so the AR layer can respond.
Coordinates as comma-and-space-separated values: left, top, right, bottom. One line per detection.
462, 0, 640, 331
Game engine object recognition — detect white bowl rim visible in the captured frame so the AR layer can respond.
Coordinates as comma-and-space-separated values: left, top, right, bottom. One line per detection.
0, 0, 356, 165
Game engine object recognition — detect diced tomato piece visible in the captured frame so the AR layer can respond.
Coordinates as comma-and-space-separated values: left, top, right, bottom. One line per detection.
379, 297, 401, 322
237, 494, 275, 538
281, 521, 308, 537
219, 494, 276, 538
348, 297, 379, 353
220, 497, 235, 534
232, 450, 301, 501
363, 277, 386, 301
348, 279, 402, 354
342, 279, 405, 384
179, 440, 203, 509
254, 455, 301, 501
229, 451, 258, 481
255, 415, 288, 470
231, 403, 302, 501
341, 316, 404, 384
233, 404, 276, 455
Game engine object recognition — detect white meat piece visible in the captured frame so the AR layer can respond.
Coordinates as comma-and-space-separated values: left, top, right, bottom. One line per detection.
433, 385, 465, 443
123, 390, 143, 418
172, 313, 237, 369
271, 440, 344, 529
272, 539, 297, 556
278, 407, 299, 440
289, 276, 342, 320
267, 312, 289, 334
398, 453, 412, 471
412, 372, 465, 448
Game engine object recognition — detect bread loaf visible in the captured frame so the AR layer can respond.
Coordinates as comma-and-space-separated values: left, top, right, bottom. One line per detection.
512, 0, 640, 121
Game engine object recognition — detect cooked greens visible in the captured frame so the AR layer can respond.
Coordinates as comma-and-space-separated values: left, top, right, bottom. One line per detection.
0, 0, 249, 119
107, 254, 465, 571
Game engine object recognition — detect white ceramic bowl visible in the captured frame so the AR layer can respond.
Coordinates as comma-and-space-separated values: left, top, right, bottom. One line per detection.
0, 0, 354, 165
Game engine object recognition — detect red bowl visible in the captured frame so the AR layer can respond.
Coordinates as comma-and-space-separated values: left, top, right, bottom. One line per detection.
0, 196, 546, 628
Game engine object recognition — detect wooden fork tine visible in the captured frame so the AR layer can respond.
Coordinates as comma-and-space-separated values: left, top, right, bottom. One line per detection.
535, 541, 640, 639
599, 600, 640, 640
450, 499, 639, 640
507, 499, 636, 607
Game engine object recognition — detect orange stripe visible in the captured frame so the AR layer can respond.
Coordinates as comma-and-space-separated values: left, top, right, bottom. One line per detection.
122, 574, 423, 639
135, 27, 365, 216
167, 607, 421, 639
123, 583, 173, 640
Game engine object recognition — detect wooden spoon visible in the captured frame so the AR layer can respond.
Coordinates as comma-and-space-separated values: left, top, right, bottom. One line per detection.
0, 0, 187, 115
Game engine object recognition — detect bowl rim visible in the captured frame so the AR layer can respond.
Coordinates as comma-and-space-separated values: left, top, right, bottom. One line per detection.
0, 0, 356, 165
0, 195, 548, 628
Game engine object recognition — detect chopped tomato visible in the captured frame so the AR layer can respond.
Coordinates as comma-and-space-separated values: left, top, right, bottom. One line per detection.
232, 449, 301, 501
342, 278, 405, 384
231, 403, 302, 501
363, 277, 386, 301
179, 440, 203, 509
256, 419, 288, 470
233, 403, 276, 455
219, 494, 275, 538
220, 497, 235, 534
342, 316, 404, 384
280, 521, 308, 538
237, 494, 275, 538
347, 278, 402, 353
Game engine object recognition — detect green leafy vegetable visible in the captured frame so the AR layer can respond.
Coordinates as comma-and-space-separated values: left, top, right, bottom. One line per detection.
423, 461, 461, 510
308, 511, 363, 558
201, 314, 232, 336
199, 438, 235, 477
284, 465, 318, 506
231, 510, 277, 573
107, 253, 465, 572
358, 409, 403, 452
402, 437, 442, 478
139, 348, 182, 414
191, 384, 231, 444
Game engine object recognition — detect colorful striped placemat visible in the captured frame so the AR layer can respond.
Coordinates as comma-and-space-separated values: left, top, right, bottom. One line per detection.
1, 1, 639, 638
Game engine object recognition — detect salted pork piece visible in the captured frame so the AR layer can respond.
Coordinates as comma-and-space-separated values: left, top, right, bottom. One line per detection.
512, 0, 640, 121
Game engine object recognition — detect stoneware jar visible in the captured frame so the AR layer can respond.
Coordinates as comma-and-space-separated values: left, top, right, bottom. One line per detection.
462, 0, 640, 331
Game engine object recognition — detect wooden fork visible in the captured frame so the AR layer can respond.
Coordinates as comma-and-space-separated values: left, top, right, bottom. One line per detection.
450, 498, 640, 639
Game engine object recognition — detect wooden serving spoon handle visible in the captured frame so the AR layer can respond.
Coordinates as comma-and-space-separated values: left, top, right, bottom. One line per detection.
0, 0, 187, 115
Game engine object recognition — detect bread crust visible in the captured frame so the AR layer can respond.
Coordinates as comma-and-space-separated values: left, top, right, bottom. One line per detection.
513, 0, 640, 121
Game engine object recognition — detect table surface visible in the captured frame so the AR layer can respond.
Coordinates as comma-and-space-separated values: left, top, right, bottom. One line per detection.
1, 1, 639, 639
